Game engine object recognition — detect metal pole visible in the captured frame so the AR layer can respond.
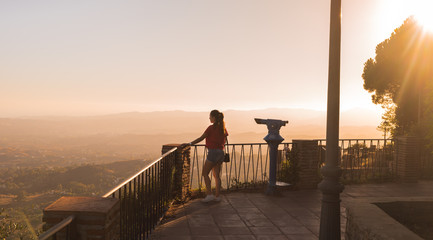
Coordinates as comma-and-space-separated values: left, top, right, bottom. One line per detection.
318, 0, 344, 239
384, 120, 388, 147
267, 143, 279, 194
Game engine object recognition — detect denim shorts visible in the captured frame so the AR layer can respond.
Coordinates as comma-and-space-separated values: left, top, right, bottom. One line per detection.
207, 149, 224, 163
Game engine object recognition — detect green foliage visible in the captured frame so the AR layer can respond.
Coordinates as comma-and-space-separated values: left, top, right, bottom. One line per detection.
0, 160, 145, 238
0, 208, 25, 239
362, 16, 433, 139
229, 178, 266, 190
0, 160, 145, 196
277, 148, 300, 185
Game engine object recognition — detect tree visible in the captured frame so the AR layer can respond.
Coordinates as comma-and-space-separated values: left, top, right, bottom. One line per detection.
0, 208, 25, 239
362, 16, 433, 139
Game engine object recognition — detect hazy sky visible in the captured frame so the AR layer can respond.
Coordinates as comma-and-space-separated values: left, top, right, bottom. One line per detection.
1, 0, 430, 117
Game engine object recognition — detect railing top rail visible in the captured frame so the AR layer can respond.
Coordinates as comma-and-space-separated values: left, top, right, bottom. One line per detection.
314, 138, 394, 141
39, 215, 75, 240
192, 140, 393, 147
193, 142, 293, 146
102, 147, 177, 198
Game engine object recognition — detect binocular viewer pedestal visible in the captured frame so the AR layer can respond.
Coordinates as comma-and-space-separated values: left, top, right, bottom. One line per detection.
254, 118, 289, 195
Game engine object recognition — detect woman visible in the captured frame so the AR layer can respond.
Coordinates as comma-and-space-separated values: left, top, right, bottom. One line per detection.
183, 110, 228, 202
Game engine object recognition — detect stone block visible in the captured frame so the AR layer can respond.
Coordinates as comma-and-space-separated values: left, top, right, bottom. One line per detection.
43, 196, 119, 240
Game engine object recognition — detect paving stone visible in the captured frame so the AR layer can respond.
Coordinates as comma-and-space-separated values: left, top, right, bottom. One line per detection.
279, 225, 313, 235
219, 226, 252, 235
188, 214, 217, 227
211, 208, 238, 214
244, 218, 274, 227
285, 233, 318, 240
304, 224, 320, 236
238, 213, 267, 221
161, 215, 189, 228
260, 209, 287, 218
229, 200, 256, 208
296, 217, 320, 226
256, 235, 289, 240
214, 213, 242, 221
286, 208, 317, 218
223, 235, 257, 240
192, 236, 225, 240
190, 226, 221, 235
153, 226, 191, 236
249, 226, 282, 235
236, 207, 262, 214
216, 219, 247, 228
151, 235, 192, 240
270, 215, 303, 227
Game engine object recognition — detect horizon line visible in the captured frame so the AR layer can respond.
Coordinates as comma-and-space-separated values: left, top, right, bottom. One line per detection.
0, 106, 383, 119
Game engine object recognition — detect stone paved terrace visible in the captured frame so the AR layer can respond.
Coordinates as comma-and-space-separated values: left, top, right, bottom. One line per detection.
152, 181, 433, 240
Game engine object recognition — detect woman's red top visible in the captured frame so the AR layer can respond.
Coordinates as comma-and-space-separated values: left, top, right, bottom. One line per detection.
204, 125, 228, 150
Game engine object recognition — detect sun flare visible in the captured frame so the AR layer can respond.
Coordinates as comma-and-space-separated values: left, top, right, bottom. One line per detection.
411, 1, 433, 33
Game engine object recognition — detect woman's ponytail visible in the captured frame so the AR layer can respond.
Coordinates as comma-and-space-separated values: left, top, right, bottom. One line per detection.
210, 110, 226, 135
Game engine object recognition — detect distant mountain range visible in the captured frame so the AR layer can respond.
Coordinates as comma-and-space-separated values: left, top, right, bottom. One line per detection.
0, 107, 383, 138
0, 108, 384, 160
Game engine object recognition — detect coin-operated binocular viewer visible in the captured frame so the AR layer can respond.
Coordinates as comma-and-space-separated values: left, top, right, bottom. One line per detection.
255, 118, 289, 195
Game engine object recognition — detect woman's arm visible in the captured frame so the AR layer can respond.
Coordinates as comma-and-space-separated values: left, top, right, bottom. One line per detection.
190, 133, 207, 145
181, 132, 207, 148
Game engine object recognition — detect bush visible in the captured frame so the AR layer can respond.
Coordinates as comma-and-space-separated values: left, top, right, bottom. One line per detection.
277, 148, 300, 185
0, 208, 25, 239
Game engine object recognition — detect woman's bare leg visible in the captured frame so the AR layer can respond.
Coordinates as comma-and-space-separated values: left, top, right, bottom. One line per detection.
202, 160, 215, 195
212, 163, 222, 197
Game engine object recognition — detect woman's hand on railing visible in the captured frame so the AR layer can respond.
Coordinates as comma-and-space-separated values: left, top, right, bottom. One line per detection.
180, 143, 192, 149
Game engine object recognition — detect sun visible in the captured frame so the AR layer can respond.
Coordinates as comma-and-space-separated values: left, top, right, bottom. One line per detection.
411, 1, 433, 33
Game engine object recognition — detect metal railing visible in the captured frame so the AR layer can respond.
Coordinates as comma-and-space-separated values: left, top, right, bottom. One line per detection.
39, 148, 177, 240
38, 215, 75, 240
190, 142, 294, 191
420, 144, 433, 179
190, 139, 402, 189
317, 139, 395, 183
102, 147, 177, 240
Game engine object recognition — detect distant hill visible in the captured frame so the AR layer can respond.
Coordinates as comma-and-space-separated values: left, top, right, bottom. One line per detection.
0, 108, 381, 136
0, 159, 147, 195
0, 108, 383, 165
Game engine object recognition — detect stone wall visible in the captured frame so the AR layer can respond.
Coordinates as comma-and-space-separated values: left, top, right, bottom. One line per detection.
292, 140, 320, 189
395, 136, 420, 182
162, 144, 191, 202
43, 197, 119, 240
345, 198, 423, 240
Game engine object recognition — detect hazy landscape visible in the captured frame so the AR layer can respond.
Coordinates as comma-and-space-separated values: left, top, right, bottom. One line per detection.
0, 108, 383, 167
0, 108, 383, 238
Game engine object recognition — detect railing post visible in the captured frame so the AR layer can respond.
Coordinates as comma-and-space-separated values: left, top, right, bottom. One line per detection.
395, 136, 421, 182
292, 140, 320, 189
42, 196, 119, 240
162, 144, 191, 202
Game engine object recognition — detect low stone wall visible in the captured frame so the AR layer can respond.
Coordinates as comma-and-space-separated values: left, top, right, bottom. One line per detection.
292, 140, 320, 189
395, 136, 421, 183
43, 197, 120, 240
162, 144, 191, 202
345, 197, 431, 240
